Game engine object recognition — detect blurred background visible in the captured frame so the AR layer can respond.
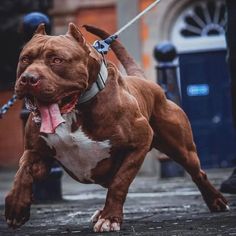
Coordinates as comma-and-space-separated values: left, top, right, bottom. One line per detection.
0, 0, 235, 176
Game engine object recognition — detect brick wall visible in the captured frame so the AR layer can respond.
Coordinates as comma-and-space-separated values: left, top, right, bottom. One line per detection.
0, 91, 23, 167
75, 5, 119, 65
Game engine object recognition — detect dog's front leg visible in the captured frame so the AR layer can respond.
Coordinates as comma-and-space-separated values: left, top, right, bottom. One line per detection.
5, 150, 52, 229
93, 122, 153, 232
92, 148, 149, 232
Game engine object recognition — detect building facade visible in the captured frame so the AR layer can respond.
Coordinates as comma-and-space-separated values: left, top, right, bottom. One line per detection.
51, 0, 226, 79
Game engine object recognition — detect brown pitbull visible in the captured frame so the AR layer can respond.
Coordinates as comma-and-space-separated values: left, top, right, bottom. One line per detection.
5, 23, 229, 232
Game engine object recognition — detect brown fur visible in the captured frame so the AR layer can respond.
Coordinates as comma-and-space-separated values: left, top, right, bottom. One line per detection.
5, 23, 228, 232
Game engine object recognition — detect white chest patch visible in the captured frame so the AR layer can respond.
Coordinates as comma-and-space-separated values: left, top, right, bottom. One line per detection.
41, 112, 111, 183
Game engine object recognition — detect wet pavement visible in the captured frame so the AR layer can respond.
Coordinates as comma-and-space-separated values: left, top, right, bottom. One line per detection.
0, 168, 236, 235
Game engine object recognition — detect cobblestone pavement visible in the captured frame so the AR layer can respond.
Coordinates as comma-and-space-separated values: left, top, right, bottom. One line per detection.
0, 168, 236, 235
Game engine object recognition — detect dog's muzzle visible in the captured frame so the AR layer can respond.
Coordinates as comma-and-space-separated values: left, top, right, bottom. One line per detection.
20, 72, 40, 87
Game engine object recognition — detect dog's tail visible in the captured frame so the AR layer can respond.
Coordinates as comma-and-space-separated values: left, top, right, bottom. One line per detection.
83, 25, 146, 78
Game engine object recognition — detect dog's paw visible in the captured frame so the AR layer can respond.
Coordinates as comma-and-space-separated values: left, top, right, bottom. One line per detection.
209, 197, 230, 212
90, 209, 121, 232
94, 219, 120, 232
5, 191, 31, 229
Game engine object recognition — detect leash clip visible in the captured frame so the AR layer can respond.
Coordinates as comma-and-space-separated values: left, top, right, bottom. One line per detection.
93, 35, 118, 54
92, 0, 161, 54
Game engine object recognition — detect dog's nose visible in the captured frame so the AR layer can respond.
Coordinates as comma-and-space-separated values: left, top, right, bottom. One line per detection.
20, 73, 40, 86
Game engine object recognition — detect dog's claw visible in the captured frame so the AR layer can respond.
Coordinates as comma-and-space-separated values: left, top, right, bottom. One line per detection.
101, 219, 111, 232
12, 219, 17, 226
225, 205, 230, 211
111, 222, 121, 231
94, 218, 106, 232
90, 209, 101, 223
6, 218, 23, 229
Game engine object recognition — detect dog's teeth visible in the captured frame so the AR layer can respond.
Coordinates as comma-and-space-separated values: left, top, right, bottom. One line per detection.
32, 115, 41, 124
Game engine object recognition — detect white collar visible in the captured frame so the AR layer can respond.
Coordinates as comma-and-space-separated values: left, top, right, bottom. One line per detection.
78, 61, 108, 104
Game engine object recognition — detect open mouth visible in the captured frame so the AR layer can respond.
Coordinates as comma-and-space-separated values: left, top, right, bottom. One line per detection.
25, 93, 79, 134
25, 93, 79, 115
59, 94, 79, 114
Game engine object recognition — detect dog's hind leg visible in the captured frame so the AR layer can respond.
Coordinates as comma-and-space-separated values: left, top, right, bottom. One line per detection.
151, 100, 229, 212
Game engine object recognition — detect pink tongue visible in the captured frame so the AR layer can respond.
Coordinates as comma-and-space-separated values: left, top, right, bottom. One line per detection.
39, 103, 65, 133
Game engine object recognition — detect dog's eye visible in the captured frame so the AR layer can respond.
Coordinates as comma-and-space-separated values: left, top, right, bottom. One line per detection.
52, 57, 63, 64
21, 56, 30, 64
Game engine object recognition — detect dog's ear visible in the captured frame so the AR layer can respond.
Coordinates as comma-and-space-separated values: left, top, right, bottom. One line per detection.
67, 23, 85, 44
35, 23, 47, 35
67, 23, 101, 63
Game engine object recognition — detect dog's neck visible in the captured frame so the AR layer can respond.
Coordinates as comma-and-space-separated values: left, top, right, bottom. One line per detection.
78, 61, 108, 104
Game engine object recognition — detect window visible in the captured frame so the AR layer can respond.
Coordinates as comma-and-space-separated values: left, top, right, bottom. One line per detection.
171, 0, 226, 53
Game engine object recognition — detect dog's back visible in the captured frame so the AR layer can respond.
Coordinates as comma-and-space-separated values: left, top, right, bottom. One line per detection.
84, 25, 168, 120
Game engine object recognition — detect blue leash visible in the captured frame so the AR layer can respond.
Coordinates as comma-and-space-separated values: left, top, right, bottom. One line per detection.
0, 94, 17, 119
93, 0, 161, 54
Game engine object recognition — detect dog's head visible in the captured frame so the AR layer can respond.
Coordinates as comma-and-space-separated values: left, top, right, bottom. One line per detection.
15, 23, 103, 114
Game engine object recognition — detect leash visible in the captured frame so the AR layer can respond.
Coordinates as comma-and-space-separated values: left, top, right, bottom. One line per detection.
0, 94, 17, 119
93, 0, 161, 53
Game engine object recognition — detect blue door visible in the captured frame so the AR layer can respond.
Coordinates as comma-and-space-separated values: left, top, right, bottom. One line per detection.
179, 50, 236, 168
